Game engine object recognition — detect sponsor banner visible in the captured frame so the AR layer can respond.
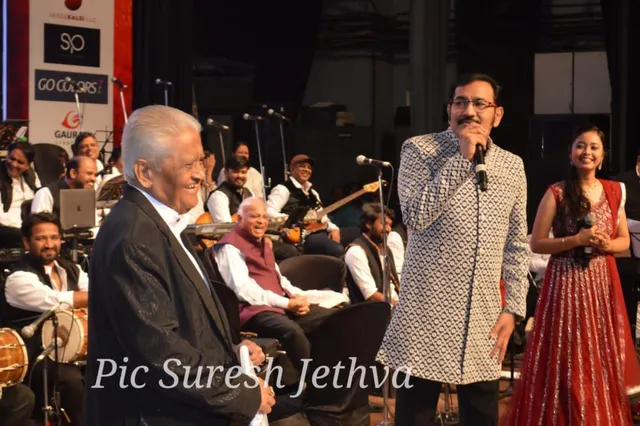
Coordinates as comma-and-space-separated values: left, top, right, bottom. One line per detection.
44, 23, 101, 67
28, 0, 115, 155
35, 69, 108, 104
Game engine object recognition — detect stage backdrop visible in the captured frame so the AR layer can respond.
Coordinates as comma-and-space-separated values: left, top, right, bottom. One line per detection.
3, 0, 132, 156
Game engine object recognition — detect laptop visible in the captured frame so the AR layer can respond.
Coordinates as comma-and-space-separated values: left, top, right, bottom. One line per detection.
59, 189, 96, 230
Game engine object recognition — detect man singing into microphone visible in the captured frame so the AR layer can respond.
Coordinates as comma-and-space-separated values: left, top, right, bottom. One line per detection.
376, 73, 530, 425
0, 212, 88, 425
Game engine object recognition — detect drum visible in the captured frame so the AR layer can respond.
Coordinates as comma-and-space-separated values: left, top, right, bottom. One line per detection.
41, 309, 88, 363
0, 328, 29, 387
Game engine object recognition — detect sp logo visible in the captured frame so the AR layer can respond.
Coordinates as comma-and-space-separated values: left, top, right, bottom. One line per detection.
60, 33, 85, 54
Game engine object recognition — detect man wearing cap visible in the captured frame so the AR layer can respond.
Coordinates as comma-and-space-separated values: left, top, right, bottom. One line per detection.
266, 154, 344, 257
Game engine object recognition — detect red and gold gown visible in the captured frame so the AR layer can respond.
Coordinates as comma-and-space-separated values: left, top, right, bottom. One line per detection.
504, 179, 640, 426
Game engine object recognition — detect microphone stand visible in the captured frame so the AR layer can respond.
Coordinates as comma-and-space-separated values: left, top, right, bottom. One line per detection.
375, 163, 393, 426
73, 90, 83, 133
218, 128, 226, 164
277, 118, 288, 181
251, 120, 267, 199
117, 85, 128, 124
42, 314, 61, 425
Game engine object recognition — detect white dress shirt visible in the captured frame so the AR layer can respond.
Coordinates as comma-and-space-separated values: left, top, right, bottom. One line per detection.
386, 231, 405, 280
94, 159, 104, 190
214, 243, 303, 309
5, 261, 89, 312
207, 188, 254, 223
344, 237, 400, 303
0, 173, 41, 228
217, 167, 264, 199
266, 177, 338, 232
134, 186, 208, 285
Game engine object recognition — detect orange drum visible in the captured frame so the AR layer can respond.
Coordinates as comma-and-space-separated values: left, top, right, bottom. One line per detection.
41, 309, 88, 364
0, 328, 29, 388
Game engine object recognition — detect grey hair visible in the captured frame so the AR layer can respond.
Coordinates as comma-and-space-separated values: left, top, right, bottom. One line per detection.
121, 105, 202, 186
237, 197, 265, 217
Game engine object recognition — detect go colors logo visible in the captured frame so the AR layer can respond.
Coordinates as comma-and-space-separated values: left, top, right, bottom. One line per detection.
35, 69, 108, 104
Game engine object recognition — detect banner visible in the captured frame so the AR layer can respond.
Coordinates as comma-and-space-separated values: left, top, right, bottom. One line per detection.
28, 0, 115, 155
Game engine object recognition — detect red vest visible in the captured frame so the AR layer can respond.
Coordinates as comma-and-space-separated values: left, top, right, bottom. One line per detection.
216, 225, 289, 326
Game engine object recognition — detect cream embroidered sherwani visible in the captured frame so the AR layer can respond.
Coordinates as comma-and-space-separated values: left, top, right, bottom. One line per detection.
377, 127, 530, 384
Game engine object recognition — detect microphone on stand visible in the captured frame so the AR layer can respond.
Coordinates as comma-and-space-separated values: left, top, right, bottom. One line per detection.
36, 337, 65, 363
474, 144, 488, 192
356, 155, 391, 168
267, 109, 290, 122
21, 303, 60, 338
112, 77, 128, 89
155, 78, 172, 86
206, 118, 229, 130
243, 113, 264, 121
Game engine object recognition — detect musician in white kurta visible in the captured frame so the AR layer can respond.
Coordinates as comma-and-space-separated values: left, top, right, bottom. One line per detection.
376, 74, 530, 426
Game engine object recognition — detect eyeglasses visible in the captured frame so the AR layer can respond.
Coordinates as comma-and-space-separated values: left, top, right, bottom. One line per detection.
450, 97, 498, 111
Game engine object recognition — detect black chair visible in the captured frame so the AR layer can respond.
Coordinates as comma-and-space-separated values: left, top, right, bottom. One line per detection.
32, 143, 67, 186
278, 255, 346, 293
303, 301, 392, 426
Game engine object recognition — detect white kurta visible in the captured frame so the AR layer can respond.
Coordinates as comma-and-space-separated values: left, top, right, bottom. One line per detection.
376, 127, 530, 384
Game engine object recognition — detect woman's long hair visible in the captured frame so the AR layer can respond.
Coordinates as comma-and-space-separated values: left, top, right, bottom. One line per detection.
562, 123, 606, 222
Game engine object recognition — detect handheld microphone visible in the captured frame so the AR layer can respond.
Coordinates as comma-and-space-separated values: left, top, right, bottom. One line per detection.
112, 77, 128, 89
36, 337, 64, 362
21, 303, 60, 338
206, 118, 229, 130
356, 155, 391, 168
155, 78, 172, 86
267, 109, 290, 122
582, 213, 596, 260
243, 113, 264, 121
474, 144, 487, 192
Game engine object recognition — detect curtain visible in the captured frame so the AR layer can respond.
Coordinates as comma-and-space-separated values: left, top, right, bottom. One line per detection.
132, 0, 194, 114
601, 0, 639, 174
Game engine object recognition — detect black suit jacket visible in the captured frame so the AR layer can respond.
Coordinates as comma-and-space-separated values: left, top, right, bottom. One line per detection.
84, 184, 261, 426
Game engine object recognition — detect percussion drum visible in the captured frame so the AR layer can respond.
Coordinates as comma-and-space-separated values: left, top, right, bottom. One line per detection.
0, 328, 29, 388
41, 309, 88, 364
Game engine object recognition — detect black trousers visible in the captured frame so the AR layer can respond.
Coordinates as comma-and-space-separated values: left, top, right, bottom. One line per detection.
31, 361, 85, 425
0, 384, 35, 426
272, 239, 300, 262
242, 305, 335, 377
395, 374, 499, 426
303, 232, 344, 258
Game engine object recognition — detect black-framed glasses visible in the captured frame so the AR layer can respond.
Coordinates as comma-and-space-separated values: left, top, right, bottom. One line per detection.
450, 97, 498, 111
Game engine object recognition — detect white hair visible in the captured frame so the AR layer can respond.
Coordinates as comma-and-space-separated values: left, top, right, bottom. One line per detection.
122, 105, 202, 185
238, 197, 265, 217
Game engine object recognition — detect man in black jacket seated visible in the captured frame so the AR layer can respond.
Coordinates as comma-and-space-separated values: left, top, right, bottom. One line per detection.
344, 203, 401, 306
85, 105, 274, 426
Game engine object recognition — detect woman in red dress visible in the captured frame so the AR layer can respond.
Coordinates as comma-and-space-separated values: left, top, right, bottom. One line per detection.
504, 123, 640, 425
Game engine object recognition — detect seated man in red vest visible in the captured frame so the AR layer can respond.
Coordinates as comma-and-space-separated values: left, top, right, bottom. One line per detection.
213, 197, 342, 382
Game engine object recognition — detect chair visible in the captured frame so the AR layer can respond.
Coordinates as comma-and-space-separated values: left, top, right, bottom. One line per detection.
32, 143, 67, 186
278, 255, 346, 293
302, 301, 392, 426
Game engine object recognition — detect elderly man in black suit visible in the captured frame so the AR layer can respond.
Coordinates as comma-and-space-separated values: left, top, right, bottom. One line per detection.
85, 105, 275, 425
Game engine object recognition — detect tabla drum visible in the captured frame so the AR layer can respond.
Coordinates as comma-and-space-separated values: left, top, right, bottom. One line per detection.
0, 328, 29, 387
41, 309, 88, 364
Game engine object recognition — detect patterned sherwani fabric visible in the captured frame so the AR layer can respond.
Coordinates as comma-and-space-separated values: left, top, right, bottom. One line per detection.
376, 127, 530, 384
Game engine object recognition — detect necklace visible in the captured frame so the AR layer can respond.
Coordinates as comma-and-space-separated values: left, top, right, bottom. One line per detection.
582, 180, 600, 200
